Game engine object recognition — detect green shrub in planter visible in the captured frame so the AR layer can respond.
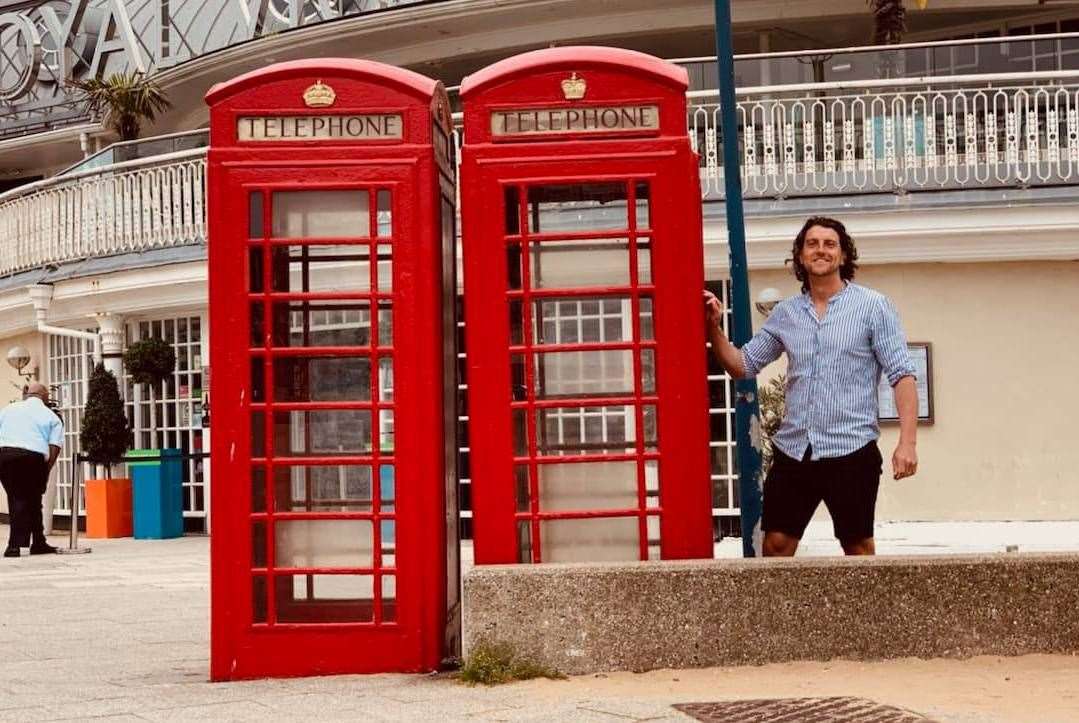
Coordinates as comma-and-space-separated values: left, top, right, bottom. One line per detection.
80, 363, 131, 478
123, 337, 176, 387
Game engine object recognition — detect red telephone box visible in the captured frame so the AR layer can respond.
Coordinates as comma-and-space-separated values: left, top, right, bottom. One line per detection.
205, 59, 459, 680
460, 47, 713, 565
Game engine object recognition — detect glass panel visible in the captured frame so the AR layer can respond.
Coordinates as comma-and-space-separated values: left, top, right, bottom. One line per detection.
711, 445, 730, 476
535, 405, 638, 456
249, 248, 264, 292
643, 405, 658, 451
540, 517, 639, 562
517, 520, 532, 563
378, 356, 394, 402
533, 350, 634, 399
377, 304, 393, 347
275, 574, 373, 623
274, 464, 372, 511
380, 518, 396, 567
249, 191, 264, 238
252, 520, 267, 567
530, 238, 631, 289
273, 356, 372, 402
251, 357, 265, 403
640, 297, 654, 341
641, 349, 656, 394
511, 408, 529, 456
509, 300, 524, 345
379, 465, 395, 513
271, 190, 370, 238
510, 354, 527, 401
377, 244, 393, 292
537, 460, 637, 512
273, 301, 372, 348
271, 244, 372, 293
527, 183, 628, 232
514, 465, 531, 512
379, 409, 394, 453
506, 245, 522, 290
273, 410, 372, 456
252, 575, 267, 624
637, 240, 652, 284
251, 411, 265, 458
634, 182, 650, 230
505, 186, 521, 235
376, 190, 392, 237
252, 466, 266, 513
275, 519, 373, 567
382, 575, 396, 622
250, 302, 264, 347
534, 295, 631, 345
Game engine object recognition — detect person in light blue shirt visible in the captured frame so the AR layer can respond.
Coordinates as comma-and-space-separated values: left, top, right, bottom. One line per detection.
0, 382, 63, 557
706, 216, 918, 557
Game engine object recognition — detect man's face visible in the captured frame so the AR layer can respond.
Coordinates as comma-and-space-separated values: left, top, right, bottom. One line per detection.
799, 225, 844, 280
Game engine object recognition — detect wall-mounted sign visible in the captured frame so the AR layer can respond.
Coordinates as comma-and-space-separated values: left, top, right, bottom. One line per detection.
491, 105, 660, 137
878, 342, 934, 424
237, 114, 403, 141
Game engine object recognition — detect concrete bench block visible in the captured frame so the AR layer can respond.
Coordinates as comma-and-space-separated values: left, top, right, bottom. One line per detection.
463, 554, 1079, 675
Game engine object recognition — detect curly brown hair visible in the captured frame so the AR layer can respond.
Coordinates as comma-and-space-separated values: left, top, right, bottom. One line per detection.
788, 216, 859, 293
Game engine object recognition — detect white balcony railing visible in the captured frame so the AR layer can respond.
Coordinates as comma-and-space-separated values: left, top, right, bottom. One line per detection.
0, 149, 206, 277
691, 71, 1079, 198
2, 70, 1079, 278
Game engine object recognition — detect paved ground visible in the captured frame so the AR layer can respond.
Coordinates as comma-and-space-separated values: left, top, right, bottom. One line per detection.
1, 522, 1078, 722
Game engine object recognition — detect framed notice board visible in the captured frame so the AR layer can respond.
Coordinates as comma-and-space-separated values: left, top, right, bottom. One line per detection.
878, 342, 933, 424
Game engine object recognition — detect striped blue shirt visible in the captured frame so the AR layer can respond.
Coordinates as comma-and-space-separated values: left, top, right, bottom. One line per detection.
741, 283, 915, 461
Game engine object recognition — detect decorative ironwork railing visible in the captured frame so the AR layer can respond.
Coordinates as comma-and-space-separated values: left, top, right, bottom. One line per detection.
0, 149, 206, 277
690, 71, 1079, 198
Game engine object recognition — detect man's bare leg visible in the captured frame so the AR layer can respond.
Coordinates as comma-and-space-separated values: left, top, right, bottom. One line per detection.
841, 537, 875, 556
763, 531, 799, 557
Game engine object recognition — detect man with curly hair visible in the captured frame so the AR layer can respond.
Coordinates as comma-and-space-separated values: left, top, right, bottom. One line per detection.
705, 216, 918, 556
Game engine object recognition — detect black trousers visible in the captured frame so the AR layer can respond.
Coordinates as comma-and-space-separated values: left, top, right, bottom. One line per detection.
0, 447, 49, 549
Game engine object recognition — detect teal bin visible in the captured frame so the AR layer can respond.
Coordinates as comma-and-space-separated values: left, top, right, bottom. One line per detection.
130, 448, 184, 539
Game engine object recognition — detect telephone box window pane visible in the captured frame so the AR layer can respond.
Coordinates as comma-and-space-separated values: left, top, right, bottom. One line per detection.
250, 302, 264, 347
640, 349, 656, 394
274, 464, 372, 512
377, 244, 393, 292
643, 405, 658, 450
517, 521, 532, 563
274, 301, 372, 348
540, 517, 639, 562
252, 520, 267, 568
381, 518, 396, 568
382, 575, 397, 622
535, 405, 638, 456
249, 191, 264, 238
511, 408, 529, 456
271, 245, 372, 293
508, 300, 524, 345
379, 466, 395, 512
274, 410, 372, 456
377, 304, 393, 347
504, 186, 521, 235
379, 409, 395, 453
530, 239, 631, 289
275, 519, 373, 568
533, 295, 631, 345
252, 412, 266, 458
271, 190, 370, 238
637, 241, 652, 285
537, 460, 637, 512
506, 245, 523, 290
640, 297, 654, 340
376, 190, 392, 238
533, 350, 634, 399
275, 575, 374, 623
252, 575, 267, 623
528, 183, 628, 232
249, 247, 264, 292
635, 182, 650, 230
273, 357, 372, 402
252, 466, 266, 512
378, 356, 394, 402
645, 459, 660, 503
510, 354, 526, 401
251, 357, 265, 403
514, 465, 531, 512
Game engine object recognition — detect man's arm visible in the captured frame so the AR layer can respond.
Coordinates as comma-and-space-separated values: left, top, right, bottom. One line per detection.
705, 292, 746, 378
891, 376, 918, 480
47, 444, 61, 472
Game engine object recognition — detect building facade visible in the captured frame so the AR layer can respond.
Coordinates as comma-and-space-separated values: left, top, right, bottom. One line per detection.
1, 0, 1077, 534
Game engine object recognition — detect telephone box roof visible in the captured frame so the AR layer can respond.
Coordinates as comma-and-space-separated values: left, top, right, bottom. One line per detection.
205, 58, 439, 106
460, 46, 688, 98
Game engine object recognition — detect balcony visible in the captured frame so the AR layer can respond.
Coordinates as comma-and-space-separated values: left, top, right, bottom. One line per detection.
1, 34, 1077, 279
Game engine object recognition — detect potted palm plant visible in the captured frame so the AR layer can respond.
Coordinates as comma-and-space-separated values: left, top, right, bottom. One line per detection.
70, 71, 172, 144
80, 364, 133, 538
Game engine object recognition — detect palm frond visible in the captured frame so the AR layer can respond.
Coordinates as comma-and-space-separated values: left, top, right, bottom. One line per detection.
69, 71, 172, 141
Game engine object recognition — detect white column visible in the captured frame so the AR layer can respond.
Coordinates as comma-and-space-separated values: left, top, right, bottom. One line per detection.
95, 313, 125, 379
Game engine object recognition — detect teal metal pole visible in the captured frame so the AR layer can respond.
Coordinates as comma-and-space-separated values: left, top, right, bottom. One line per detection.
713, 0, 763, 557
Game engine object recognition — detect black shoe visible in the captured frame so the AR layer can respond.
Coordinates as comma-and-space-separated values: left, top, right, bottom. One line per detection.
29, 544, 58, 555
3, 546, 19, 558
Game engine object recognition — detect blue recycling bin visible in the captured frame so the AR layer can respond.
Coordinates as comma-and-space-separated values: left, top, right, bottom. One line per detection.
130, 448, 184, 539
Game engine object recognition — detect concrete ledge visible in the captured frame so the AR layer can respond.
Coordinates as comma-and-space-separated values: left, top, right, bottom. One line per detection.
463, 554, 1079, 675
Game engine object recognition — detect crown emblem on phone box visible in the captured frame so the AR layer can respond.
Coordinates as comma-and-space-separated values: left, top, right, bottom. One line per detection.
561, 73, 586, 100
303, 80, 336, 108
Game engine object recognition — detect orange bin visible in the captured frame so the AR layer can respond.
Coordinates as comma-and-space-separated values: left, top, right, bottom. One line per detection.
84, 478, 133, 538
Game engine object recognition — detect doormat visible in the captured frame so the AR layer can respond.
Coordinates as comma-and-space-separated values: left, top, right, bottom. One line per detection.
673, 696, 934, 722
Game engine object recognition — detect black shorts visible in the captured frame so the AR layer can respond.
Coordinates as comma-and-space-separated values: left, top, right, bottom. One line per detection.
762, 441, 883, 543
